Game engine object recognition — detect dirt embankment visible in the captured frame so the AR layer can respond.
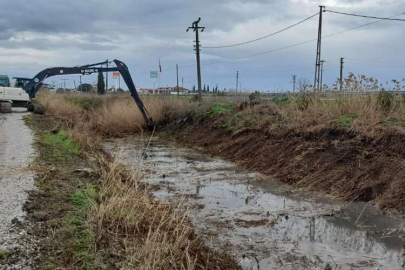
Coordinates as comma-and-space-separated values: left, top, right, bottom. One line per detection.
164, 115, 405, 212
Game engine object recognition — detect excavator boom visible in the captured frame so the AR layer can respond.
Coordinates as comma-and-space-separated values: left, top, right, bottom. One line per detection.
23, 59, 152, 126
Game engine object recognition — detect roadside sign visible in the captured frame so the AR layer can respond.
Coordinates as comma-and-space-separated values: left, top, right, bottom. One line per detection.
112, 72, 120, 79
150, 71, 158, 79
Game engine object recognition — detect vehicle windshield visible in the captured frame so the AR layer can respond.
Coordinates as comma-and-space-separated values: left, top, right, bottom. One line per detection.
14, 78, 30, 88
0, 77, 10, 87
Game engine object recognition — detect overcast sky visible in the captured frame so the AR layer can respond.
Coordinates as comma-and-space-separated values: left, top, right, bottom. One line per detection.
0, 0, 403, 91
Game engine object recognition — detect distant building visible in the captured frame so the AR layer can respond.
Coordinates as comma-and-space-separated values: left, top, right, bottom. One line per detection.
138, 86, 189, 95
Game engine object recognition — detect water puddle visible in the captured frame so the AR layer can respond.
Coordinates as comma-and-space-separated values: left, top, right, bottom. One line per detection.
104, 136, 405, 270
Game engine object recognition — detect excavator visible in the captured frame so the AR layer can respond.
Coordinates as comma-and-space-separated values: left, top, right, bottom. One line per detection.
0, 59, 152, 126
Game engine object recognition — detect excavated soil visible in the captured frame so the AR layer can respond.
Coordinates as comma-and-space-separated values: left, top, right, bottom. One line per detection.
164, 116, 405, 212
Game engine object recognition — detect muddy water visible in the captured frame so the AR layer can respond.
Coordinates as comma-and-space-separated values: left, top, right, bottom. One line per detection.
0, 109, 36, 269
105, 136, 405, 270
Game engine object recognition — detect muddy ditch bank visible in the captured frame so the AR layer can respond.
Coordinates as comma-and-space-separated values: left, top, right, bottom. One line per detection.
105, 135, 405, 270
163, 120, 405, 212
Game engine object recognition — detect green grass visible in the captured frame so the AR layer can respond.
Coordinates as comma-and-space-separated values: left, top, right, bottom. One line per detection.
66, 184, 98, 269
41, 130, 79, 161
65, 96, 104, 111
71, 184, 97, 207
379, 117, 405, 125
0, 250, 12, 261
221, 112, 258, 131
271, 96, 290, 105
206, 103, 236, 118
330, 113, 358, 128
330, 118, 352, 128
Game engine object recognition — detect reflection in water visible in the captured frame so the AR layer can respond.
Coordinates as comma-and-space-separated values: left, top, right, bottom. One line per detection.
105, 137, 405, 270
310, 217, 315, 243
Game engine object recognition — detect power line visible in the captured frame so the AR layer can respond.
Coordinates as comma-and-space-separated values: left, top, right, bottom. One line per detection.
77, 23, 188, 32
203, 12, 319, 49
325, 10, 405, 22
345, 58, 405, 65
200, 11, 405, 67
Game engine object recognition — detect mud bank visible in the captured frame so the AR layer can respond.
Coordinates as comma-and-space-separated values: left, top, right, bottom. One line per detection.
163, 119, 405, 212
105, 136, 405, 270
0, 110, 36, 269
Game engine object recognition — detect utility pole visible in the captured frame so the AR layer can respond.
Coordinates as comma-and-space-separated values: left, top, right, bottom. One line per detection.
292, 75, 297, 93
320, 60, 325, 92
236, 71, 239, 94
105, 60, 109, 92
314, 6, 325, 92
176, 64, 179, 97
182, 77, 184, 90
79, 75, 82, 86
340, 57, 344, 92
187, 18, 205, 102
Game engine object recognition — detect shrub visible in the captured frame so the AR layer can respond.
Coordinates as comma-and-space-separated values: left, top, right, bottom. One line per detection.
377, 91, 394, 113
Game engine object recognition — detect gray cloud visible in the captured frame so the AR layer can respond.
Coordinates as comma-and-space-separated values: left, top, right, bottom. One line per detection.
0, 0, 403, 90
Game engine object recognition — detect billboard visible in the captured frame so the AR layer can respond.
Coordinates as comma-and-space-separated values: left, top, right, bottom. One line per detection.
150, 71, 158, 79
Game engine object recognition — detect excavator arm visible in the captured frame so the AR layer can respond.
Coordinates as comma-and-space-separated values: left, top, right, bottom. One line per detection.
23, 59, 152, 126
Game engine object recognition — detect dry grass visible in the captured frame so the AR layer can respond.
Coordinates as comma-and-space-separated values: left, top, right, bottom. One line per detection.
37, 92, 239, 269
38, 93, 191, 138
93, 153, 239, 270
202, 92, 405, 136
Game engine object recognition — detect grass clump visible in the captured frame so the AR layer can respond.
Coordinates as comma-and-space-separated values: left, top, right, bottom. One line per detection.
377, 91, 394, 113
65, 95, 104, 111
41, 130, 79, 161
330, 118, 352, 128
379, 117, 405, 125
222, 112, 259, 131
95, 155, 240, 270
0, 250, 12, 261
206, 103, 235, 118
65, 184, 98, 269
71, 184, 97, 207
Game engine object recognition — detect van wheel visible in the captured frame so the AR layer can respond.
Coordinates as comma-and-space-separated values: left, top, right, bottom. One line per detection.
0, 102, 12, 113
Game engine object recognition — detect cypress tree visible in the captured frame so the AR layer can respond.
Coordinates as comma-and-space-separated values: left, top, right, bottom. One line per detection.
97, 72, 105, 95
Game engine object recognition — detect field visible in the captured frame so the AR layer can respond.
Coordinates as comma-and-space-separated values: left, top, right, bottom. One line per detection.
15, 91, 405, 269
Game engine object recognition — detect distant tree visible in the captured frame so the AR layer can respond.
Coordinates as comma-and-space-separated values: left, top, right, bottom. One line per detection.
192, 85, 196, 92
97, 72, 105, 95
78, 83, 93, 93
207, 85, 210, 92
203, 84, 206, 92
297, 78, 310, 93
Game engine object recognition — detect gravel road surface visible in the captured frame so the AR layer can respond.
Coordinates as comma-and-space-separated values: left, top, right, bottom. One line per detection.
0, 110, 36, 269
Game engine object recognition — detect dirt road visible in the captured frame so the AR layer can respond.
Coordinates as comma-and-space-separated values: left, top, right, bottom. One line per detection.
0, 110, 36, 270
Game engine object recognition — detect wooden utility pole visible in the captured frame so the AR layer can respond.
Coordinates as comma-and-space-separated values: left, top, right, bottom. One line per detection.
292, 75, 297, 93
187, 18, 205, 102
320, 60, 325, 92
176, 64, 179, 97
105, 60, 109, 92
340, 57, 344, 92
314, 6, 325, 91
236, 71, 239, 93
